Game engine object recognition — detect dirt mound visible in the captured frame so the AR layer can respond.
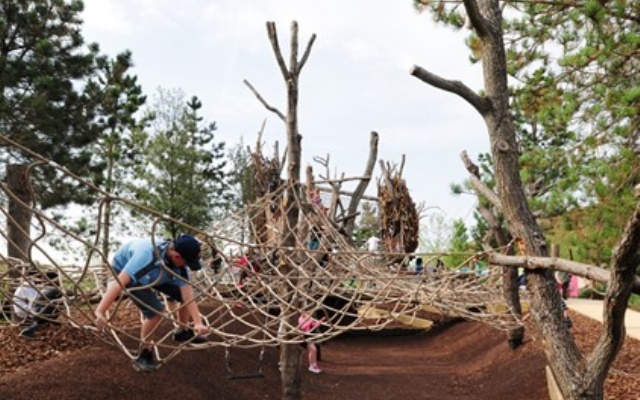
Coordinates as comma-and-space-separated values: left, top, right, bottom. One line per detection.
0, 312, 639, 400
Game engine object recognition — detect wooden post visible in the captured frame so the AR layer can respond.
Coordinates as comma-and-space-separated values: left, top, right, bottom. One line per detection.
546, 365, 565, 400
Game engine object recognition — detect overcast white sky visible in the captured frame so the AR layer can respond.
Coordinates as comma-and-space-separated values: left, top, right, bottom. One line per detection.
81, 0, 489, 225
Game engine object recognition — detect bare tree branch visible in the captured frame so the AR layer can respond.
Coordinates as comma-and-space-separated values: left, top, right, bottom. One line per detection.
317, 176, 372, 184
378, 161, 394, 200
243, 79, 286, 121
298, 33, 317, 72
316, 186, 377, 202
410, 65, 492, 116
464, 173, 497, 207
289, 21, 298, 77
488, 252, 640, 295
461, 150, 520, 344
266, 22, 289, 80
461, 150, 480, 177
461, 151, 502, 211
343, 131, 379, 236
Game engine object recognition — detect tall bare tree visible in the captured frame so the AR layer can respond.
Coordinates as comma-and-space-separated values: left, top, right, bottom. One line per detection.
257, 21, 316, 400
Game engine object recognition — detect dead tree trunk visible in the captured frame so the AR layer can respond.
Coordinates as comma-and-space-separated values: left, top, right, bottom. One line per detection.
342, 131, 378, 238
263, 20, 316, 400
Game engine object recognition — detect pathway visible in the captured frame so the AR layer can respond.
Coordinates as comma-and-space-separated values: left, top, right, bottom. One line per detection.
567, 298, 640, 340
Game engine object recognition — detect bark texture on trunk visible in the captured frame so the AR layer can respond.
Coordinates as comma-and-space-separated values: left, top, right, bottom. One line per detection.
266, 21, 316, 400
281, 324, 303, 399
6, 164, 32, 265
472, 2, 587, 397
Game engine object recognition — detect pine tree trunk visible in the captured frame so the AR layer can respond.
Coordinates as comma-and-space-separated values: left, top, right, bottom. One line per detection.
6, 164, 32, 266
412, 2, 634, 398
476, 2, 595, 398
101, 198, 111, 290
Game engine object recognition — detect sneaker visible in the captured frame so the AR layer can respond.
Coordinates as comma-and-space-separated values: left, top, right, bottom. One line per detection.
308, 364, 322, 374
19, 330, 38, 341
565, 317, 573, 329
173, 329, 208, 347
132, 349, 159, 373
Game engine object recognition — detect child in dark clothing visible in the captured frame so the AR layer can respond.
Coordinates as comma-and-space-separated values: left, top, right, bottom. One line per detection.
13, 271, 62, 340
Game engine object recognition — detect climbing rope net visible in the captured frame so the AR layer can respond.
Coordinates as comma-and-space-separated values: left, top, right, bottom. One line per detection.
0, 134, 526, 368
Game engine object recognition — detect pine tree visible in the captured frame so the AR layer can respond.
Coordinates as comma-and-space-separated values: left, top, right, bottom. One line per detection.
444, 219, 472, 268
0, 0, 140, 260
130, 88, 230, 237
28, 51, 149, 265
88, 51, 148, 258
352, 201, 379, 247
444, 1, 639, 266
0, 0, 112, 206
412, 2, 639, 398
505, 1, 639, 265
227, 139, 256, 212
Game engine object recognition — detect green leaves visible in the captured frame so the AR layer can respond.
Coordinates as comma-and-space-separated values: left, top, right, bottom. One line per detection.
128, 88, 230, 236
583, 0, 607, 22
0, 0, 110, 208
420, 0, 638, 266
413, 0, 466, 30
621, 86, 640, 104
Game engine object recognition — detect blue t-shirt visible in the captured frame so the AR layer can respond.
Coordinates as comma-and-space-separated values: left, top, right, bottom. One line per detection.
112, 238, 188, 287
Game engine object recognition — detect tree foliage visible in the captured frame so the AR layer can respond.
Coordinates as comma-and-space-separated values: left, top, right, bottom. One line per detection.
419, 211, 451, 252
130, 88, 230, 237
352, 201, 379, 247
0, 0, 122, 207
226, 139, 257, 212
88, 51, 148, 194
430, 0, 639, 267
86, 51, 148, 257
506, 0, 639, 267
443, 218, 472, 267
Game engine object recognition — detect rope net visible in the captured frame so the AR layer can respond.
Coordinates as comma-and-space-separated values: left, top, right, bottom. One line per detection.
0, 134, 525, 367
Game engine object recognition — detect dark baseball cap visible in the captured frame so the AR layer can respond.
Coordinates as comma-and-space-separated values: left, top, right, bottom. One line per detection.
174, 234, 202, 271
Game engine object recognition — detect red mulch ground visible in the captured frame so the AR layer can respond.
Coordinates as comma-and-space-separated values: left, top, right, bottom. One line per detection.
1, 311, 640, 400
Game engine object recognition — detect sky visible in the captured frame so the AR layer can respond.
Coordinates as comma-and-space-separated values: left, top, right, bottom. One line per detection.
81, 0, 489, 226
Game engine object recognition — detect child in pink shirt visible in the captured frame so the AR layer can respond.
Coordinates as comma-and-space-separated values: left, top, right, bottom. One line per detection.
298, 313, 324, 373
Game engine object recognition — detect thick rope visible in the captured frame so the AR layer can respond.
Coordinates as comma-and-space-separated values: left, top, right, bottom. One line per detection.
0, 133, 524, 368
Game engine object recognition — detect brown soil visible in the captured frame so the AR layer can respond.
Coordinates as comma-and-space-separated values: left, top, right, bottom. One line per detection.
1, 311, 640, 400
